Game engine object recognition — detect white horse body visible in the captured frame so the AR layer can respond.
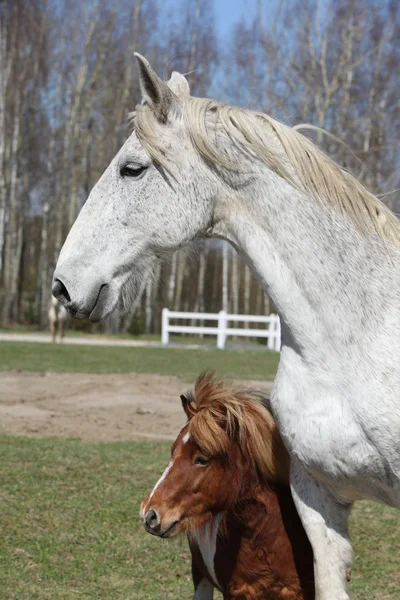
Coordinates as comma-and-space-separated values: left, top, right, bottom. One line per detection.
219, 181, 400, 506
52, 55, 400, 599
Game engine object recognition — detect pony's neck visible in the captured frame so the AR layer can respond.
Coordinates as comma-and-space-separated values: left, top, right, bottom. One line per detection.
216, 173, 392, 363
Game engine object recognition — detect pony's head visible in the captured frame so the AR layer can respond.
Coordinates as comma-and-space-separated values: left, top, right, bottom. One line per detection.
52, 55, 218, 320
140, 373, 289, 538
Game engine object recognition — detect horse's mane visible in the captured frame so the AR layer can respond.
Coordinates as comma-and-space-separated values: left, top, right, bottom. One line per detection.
134, 96, 400, 246
184, 372, 290, 484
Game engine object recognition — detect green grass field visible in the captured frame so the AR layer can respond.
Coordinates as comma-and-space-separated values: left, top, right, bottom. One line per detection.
0, 341, 280, 381
0, 436, 399, 600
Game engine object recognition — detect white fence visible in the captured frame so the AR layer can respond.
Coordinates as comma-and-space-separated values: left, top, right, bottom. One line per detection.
161, 308, 281, 351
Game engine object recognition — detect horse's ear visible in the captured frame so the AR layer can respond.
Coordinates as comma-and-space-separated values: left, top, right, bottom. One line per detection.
166, 71, 190, 98
134, 53, 176, 122
180, 394, 197, 420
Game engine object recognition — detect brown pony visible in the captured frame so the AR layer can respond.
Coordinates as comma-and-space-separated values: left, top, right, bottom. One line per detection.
140, 373, 314, 599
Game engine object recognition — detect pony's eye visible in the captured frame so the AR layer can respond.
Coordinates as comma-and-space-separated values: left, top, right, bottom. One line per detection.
120, 164, 147, 178
194, 456, 210, 466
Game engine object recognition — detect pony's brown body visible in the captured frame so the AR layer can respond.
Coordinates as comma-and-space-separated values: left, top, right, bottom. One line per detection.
190, 483, 314, 599
141, 373, 314, 599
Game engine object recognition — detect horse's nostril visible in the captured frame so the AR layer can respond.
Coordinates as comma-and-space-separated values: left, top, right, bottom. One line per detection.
52, 279, 71, 304
145, 509, 159, 530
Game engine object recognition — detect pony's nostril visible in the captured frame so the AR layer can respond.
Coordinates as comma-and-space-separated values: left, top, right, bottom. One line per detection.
52, 279, 71, 304
145, 509, 159, 530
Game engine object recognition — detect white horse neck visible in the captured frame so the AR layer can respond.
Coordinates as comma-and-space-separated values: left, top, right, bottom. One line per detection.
215, 172, 399, 371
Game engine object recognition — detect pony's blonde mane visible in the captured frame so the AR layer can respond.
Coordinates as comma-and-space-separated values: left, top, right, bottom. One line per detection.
134, 96, 400, 245
185, 372, 290, 484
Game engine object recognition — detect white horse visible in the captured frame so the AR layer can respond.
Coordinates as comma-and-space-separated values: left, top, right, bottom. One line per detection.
48, 296, 68, 343
52, 55, 400, 599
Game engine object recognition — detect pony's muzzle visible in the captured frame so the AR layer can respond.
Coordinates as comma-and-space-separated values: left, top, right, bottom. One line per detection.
144, 509, 160, 532
143, 509, 179, 538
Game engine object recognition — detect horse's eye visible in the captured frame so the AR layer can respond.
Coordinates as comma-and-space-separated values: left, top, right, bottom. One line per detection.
120, 164, 147, 178
194, 456, 210, 466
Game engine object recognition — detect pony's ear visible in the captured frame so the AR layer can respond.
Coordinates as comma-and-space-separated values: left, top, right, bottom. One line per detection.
134, 53, 176, 122
166, 71, 190, 98
180, 394, 197, 420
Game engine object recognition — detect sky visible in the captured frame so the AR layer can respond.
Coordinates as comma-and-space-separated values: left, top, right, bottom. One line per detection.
214, 0, 257, 37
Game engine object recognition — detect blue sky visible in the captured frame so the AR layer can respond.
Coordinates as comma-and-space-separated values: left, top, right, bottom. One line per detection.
214, 0, 257, 36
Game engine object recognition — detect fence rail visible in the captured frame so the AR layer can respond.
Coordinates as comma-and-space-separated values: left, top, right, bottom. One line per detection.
161, 308, 281, 351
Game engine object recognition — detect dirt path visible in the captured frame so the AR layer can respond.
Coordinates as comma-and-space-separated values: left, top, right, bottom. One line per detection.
0, 372, 273, 442
0, 332, 166, 347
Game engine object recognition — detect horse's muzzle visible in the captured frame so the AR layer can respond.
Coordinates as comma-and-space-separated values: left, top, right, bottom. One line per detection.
52, 274, 111, 322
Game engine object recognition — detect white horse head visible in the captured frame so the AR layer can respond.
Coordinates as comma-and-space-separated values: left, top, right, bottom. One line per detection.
53, 53, 398, 321
53, 55, 219, 320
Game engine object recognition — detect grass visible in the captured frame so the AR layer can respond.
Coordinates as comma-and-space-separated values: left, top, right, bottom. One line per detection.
0, 436, 189, 600
0, 436, 398, 600
0, 341, 280, 381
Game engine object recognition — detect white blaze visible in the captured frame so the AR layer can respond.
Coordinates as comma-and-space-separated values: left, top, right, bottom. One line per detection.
146, 459, 174, 506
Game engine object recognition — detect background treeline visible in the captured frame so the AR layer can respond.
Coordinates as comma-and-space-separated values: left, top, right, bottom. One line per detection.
0, 0, 399, 334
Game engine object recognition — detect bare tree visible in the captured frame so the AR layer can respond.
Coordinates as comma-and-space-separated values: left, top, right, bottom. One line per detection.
1, 0, 398, 334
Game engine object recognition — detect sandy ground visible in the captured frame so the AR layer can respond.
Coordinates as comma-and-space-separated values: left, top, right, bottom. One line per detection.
0, 332, 167, 347
0, 371, 273, 442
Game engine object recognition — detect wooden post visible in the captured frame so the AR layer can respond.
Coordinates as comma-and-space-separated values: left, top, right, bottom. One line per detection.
217, 310, 227, 350
161, 308, 169, 346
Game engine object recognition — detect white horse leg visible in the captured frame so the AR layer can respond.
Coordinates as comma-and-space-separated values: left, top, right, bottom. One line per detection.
290, 459, 352, 600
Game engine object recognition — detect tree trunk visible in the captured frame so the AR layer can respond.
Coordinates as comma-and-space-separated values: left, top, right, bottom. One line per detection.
264, 294, 270, 315
145, 278, 153, 334
255, 285, 262, 315
191, 242, 209, 336
174, 250, 187, 312
68, 11, 99, 228
151, 261, 162, 333
8, 217, 24, 322
167, 252, 178, 307
243, 264, 251, 334
115, 0, 141, 147
119, 273, 149, 333
2, 89, 21, 322
35, 202, 50, 326
0, 7, 12, 275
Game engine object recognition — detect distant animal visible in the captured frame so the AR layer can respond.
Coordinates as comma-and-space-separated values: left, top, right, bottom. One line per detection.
141, 373, 315, 600
53, 54, 400, 599
48, 296, 68, 343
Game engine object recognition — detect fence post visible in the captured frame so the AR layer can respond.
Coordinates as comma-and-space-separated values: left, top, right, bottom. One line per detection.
274, 316, 281, 351
267, 316, 274, 350
217, 310, 227, 350
161, 308, 169, 346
